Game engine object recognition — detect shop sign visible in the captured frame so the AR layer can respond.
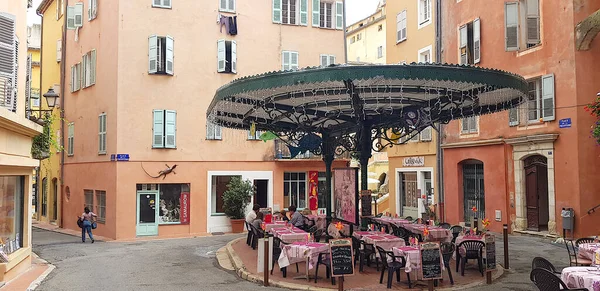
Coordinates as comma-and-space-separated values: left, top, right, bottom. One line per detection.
308, 171, 318, 211
180, 192, 190, 224
403, 156, 425, 167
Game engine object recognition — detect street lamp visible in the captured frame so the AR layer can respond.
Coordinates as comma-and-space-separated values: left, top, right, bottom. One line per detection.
27, 87, 59, 125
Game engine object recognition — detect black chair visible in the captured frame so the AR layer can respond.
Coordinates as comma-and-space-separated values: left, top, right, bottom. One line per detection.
531, 257, 561, 275
312, 229, 324, 242
376, 246, 411, 289
407, 232, 421, 243
530, 268, 588, 291
307, 225, 318, 234
375, 213, 384, 218
438, 222, 452, 229
357, 240, 378, 272
271, 237, 288, 277
456, 240, 485, 276
277, 238, 300, 273
440, 242, 455, 285
565, 239, 592, 266
314, 253, 336, 285
250, 224, 264, 250
404, 216, 412, 221
450, 225, 463, 244
575, 237, 595, 247
245, 221, 253, 246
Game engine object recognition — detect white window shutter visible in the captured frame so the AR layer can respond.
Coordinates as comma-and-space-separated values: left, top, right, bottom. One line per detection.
273, 0, 282, 23
461, 118, 469, 132
473, 18, 481, 64
220, 0, 227, 11
90, 50, 96, 85
402, 11, 407, 40
470, 117, 478, 132
320, 54, 327, 67
505, 2, 519, 51
396, 13, 401, 41
526, 0, 540, 45
231, 40, 237, 73
77, 63, 82, 90
66, 6, 76, 29
217, 40, 226, 72
228, 0, 235, 11
335, 1, 343, 29
459, 25, 467, 65
329, 55, 335, 65
92, 0, 98, 19
206, 122, 214, 139
148, 35, 157, 74
291, 52, 299, 70
165, 110, 176, 148
88, 0, 92, 20
74, 3, 83, 27
215, 124, 222, 140
166, 36, 174, 75
541, 74, 555, 121
282, 51, 290, 70
312, 0, 320, 27
153, 110, 165, 148
247, 130, 253, 140
70, 65, 74, 92
300, 0, 308, 25
82, 54, 87, 87
98, 114, 105, 153
163, 0, 172, 8
420, 127, 432, 141
56, 39, 62, 62
509, 108, 519, 126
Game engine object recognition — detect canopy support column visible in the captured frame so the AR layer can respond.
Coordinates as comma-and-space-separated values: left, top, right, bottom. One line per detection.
322, 132, 335, 227
358, 124, 372, 230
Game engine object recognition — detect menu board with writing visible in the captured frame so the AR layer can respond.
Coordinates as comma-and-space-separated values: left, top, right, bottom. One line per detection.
420, 242, 443, 280
329, 239, 355, 277
486, 234, 496, 270
360, 190, 372, 217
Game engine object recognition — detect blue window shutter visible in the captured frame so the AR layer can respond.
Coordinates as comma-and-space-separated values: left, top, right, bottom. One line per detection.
335, 1, 343, 29
153, 110, 164, 148
273, 0, 282, 23
312, 0, 320, 27
165, 110, 176, 148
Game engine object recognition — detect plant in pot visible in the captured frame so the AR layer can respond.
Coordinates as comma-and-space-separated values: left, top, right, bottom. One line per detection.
222, 177, 255, 233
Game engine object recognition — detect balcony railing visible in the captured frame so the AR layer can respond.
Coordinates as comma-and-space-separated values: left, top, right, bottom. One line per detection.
274, 139, 352, 160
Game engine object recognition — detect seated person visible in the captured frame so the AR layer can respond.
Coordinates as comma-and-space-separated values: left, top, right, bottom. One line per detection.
327, 222, 342, 239
252, 212, 264, 229
245, 204, 260, 224
279, 210, 290, 222
301, 208, 312, 215
288, 205, 304, 228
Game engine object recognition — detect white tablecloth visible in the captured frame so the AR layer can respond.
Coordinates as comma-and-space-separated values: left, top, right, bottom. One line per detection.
278, 242, 329, 270
561, 266, 600, 291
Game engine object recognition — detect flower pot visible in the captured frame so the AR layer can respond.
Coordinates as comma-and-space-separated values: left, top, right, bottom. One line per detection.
230, 219, 245, 233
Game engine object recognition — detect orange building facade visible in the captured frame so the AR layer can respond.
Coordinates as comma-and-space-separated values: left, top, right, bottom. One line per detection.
441, 0, 600, 237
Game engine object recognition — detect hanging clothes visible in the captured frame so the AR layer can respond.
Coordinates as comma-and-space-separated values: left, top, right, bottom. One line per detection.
219, 16, 230, 33
228, 16, 238, 35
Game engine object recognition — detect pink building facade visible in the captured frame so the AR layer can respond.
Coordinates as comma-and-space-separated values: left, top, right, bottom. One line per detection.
61, 0, 347, 239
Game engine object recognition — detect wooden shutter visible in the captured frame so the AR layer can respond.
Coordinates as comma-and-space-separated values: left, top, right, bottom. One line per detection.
335, 1, 343, 29
66, 6, 76, 29
166, 36, 174, 75
320, 54, 327, 67
98, 114, 106, 153
420, 127, 432, 141
217, 40, 226, 72
0, 13, 15, 84
163, 0, 172, 8
461, 118, 469, 133
165, 110, 176, 148
92, 0, 98, 19
74, 3, 84, 27
300, 0, 308, 25
70, 65, 74, 92
402, 11, 407, 40
526, 0, 540, 46
231, 40, 237, 73
459, 25, 467, 65
329, 55, 335, 65
541, 74, 555, 121
312, 0, 320, 27
206, 122, 214, 139
56, 39, 62, 62
82, 53, 88, 87
282, 51, 290, 70
68, 123, 74, 155
90, 50, 96, 85
473, 18, 481, 64
470, 117, 478, 132
153, 110, 165, 148
77, 63, 82, 91
273, 0, 282, 23
505, 2, 519, 51
148, 35, 157, 74
509, 108, 519, 126
290, 52, 299, 70
215, 124, 222, 140
153, 0, 162, 7
396, 12, 401, 41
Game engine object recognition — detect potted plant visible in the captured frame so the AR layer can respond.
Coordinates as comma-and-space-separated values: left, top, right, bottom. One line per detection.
222, 177, 255, 233
31, 114, 52, 160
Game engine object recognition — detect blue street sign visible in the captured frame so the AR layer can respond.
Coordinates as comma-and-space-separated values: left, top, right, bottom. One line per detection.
110, 154, 116, 161
116, 154, 130, 161
559, 118, 571, 128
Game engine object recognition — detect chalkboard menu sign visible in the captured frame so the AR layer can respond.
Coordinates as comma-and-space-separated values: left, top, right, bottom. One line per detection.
329, 239, 355, 277
360, 190, 372, 217
485, 235, 496, 270
420, 242, 443, 280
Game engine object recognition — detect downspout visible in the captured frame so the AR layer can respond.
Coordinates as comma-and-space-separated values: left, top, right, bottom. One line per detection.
59, 0, 68, 228
343, 0, 348, 63
435, 0, 445, 222
36, 9, 43, 222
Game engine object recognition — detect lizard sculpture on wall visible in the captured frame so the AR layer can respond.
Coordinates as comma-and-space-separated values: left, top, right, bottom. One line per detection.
141, 163, 177, 180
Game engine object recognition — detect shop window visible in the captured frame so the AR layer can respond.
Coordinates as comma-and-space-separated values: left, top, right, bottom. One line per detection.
84, 189, 93, 211
284, 172, 307, 209
0, 176, 25, 255
211, 176, 240, 215
95, 190, 106, 223
159, 184, 190, 223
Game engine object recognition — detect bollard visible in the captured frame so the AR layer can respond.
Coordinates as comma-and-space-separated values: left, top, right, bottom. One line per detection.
338, 276, 344, 291
264, 238, 269, 286
503, 224, 509, 269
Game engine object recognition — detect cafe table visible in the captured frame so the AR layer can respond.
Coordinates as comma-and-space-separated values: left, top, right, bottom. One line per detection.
579, 243, 600, 261
362, 234, 406, 251
405, 224, 452, 243
393, 245, 445, 281
270, 226, 308, 243
353, 230, 386, 240
277, 241, 330, 281
454, 235, 486, 259
305, 214, 327, 229
264, 221, 287, 232
561, 266, 600, 290
372, 217, 412, 227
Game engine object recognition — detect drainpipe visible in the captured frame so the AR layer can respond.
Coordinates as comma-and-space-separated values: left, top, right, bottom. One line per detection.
36, 9, 43, 222
59, 1, 68, 228
343, 0, 348, 64
435, 0, 445, 222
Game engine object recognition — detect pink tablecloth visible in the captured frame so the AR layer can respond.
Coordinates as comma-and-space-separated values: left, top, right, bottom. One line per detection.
278, 242, 329, 270
271, 227, 308, 243
561, 266, 600, 291
353, 231, 386, 239
264, 222, 287, 232
363, 234, 405, 251
579, 243, 600, 261
392, 246, 421, 273
305, 215, 327, 230
405, 224, 452, 243
372, 217, 412, 227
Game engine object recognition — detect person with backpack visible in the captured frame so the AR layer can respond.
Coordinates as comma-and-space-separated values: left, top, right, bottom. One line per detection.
79, 207, 97, 243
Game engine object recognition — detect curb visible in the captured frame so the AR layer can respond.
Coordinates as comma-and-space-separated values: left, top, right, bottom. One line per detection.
223, 238, 506, 291
25, 253, 56, 291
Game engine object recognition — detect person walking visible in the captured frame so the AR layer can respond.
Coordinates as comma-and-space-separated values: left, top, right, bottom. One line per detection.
80, 207, 97, 243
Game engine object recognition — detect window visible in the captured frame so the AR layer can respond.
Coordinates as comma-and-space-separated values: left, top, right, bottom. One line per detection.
211, 176, 240, 214
95, 190, 105, 223
82, 50, 96, 88
56, 39, 62, 62
84, 189, 93, 211
320, 54, 335, 67
459, 18, 481, 65
273, 0, 308, 25
217, 40, 237, 73
409, 131, 420, 142
418, 45, 432, 63
505, 0, 540, 51
420, 127, 432, 141
418, 0, 431, 27
206, 122, 222, 140
377, 46, 383, 59
152, 0, 171, 9
88, 0, 98, 20
98, 113, 106, 154
356, 33, 362, 41
66, 3, 83, 30
152, 110, 176, 148
313, 0, 343, 29
148, 35, 174, 75
350, 36, 355, 44
282, 51, 299, 71
284, 172, 307, 209
158, 184, 190, 223
0, 176, 24, 254
56, 0, 64, 20
378, 24, 383, 31
461, 116, 478, 133
520, 74, 555, 124
247, 130, 262, 140
396, 10, 407, 42
70, 62, 81, 92
67, 122, 74, 156
219, 0, 235, 12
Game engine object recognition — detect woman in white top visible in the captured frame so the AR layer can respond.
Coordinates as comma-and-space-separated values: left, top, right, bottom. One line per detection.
80, 207, 97, 243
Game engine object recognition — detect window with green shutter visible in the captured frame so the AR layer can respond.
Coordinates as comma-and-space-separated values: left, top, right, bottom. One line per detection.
153, 110, 177, 149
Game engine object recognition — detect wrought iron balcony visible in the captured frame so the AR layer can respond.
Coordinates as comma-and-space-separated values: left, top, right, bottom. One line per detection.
274, 139, 351, 160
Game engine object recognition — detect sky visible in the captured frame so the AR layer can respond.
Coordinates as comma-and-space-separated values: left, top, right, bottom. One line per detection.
28, 0, 380, 26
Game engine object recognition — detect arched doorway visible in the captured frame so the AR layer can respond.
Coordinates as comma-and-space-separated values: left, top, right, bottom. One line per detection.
524, 155, 549, 231
462, 160, 484, 226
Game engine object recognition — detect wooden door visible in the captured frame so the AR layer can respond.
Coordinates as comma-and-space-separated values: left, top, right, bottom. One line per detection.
525, 166, 539, 231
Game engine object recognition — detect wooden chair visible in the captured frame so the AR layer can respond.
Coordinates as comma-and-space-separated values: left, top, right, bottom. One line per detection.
376, 246, 411, 289
456, 240, 485, 276
565, 239, 592, 266
314, 253, 336, 285
575, 237, 595, 247
531, 257, 561, 275
530, 268, 588, 291
440, 242, 455, 285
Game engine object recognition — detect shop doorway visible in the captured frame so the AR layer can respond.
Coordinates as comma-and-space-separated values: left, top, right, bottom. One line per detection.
41, 177, 47, 217
462, 161, 485, 226
254, 179, 268, 208
399, 172, 418, 218
524, 155, 549, 231
136, 191, 159, 236
51, 178, 58, 222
